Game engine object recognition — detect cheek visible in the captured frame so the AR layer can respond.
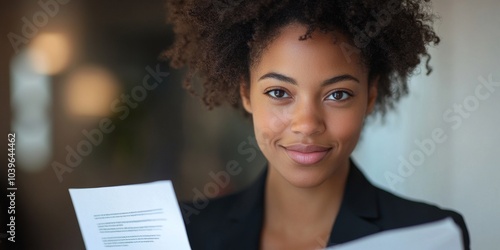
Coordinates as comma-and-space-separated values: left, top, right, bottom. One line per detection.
328, 106, 366, 148
252, 104, 291, 149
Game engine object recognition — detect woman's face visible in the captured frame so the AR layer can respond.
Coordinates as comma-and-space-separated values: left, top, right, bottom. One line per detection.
241, 23, 377, 188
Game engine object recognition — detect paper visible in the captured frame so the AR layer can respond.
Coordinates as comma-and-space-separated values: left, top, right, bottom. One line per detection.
327, 218, 463, 250
69, 181, 191, 250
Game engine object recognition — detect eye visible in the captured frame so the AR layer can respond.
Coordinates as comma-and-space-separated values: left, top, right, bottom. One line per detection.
265, 89, 290, 99
326, 90, 352, 101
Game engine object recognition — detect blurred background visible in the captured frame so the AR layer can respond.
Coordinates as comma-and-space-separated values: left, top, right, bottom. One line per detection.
0, 0, 499, 249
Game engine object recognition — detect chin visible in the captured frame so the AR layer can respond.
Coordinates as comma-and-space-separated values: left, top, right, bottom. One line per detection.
281, 167, 333, 188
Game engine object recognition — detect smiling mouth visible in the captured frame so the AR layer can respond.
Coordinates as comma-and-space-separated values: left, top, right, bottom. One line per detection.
282, 144, 332, 165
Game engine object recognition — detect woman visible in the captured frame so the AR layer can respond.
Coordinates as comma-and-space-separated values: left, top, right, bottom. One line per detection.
165, 0, 470, 249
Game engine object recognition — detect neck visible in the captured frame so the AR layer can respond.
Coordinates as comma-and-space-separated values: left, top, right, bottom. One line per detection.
263, 161, 350, 237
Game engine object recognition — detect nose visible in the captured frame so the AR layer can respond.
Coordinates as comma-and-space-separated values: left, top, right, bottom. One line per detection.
290, 100, 326, 136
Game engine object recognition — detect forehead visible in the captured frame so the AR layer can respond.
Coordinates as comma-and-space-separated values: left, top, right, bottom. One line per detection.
251, 23, 368, 82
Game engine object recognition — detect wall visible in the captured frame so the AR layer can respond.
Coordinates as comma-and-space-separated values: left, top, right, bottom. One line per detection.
353, 1, 500, 249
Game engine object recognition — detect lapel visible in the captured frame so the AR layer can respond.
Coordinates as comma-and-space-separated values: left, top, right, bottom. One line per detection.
328, 159, 381, 245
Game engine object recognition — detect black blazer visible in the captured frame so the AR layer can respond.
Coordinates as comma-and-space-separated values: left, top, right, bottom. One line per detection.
184, 160, 470, 249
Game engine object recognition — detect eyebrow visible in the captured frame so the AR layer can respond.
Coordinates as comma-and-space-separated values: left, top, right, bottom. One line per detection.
258, 72, 360, 86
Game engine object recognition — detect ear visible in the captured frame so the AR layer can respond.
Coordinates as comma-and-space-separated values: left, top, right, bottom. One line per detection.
366, 76, 379, 115
240, 81, 253, 114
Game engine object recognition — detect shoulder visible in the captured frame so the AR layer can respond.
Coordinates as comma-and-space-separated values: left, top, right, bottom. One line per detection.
181, 171, 266, 249
372, 183, 470, 249
182, 188, 243, 229
375, 187, 467, 229
181, 190, 245, 249
345, 162, 470, 249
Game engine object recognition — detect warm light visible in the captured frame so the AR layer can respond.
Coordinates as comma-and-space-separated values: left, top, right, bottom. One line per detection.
64, 66, 120, 117
29, 33, 71, 75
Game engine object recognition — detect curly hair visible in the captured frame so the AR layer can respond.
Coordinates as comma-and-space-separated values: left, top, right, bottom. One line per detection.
164, 0, 439, 116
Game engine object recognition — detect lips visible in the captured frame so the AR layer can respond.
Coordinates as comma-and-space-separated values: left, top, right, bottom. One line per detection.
283, 144, 331, 165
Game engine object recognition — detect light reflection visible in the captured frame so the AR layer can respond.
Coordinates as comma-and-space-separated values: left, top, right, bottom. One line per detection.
11, 49, 52, 172
28, 32, 71, 75
64, 66, 120, 117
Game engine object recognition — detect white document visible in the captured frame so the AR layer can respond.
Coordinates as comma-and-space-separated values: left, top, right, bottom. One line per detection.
327, 218, 463, 250
69, 181, 191, 250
